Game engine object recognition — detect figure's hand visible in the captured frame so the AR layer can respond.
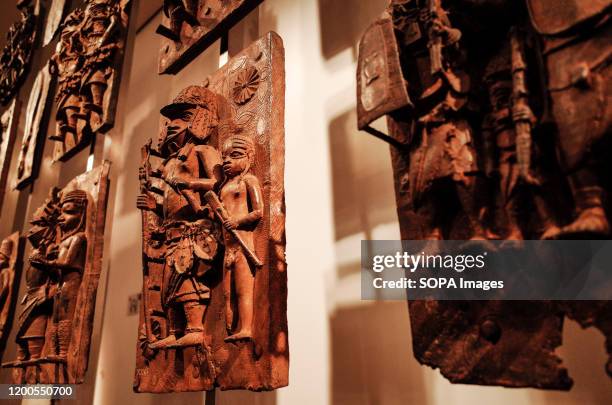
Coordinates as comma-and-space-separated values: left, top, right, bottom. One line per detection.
167, 177, 190, 190
30, 253, 48, 266
512, 104, 535, 124
223, 219, 238, 231
137, 193, 157, 211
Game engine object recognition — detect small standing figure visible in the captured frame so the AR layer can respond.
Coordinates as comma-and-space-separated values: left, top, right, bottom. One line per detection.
138, 86, 223, 350
218, 134, 263, 342
481, 30, 558, 239
32, 190, 88, 362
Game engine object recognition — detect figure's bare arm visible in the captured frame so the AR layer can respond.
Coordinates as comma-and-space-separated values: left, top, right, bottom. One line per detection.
183, 146, 223, 192
236, 175, 264, 229
100, 14, 119, 46
137, 191, 163, 217
138, 166, 164, 216
49, 235, 86, 272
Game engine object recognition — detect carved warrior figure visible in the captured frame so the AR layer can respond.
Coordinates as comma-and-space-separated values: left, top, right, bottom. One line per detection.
138, 86, 224, 350
3, 163, 110, 384
357, 0, 569, 240
49, 0, 128, 160
50, 9, 84, 143
0, 0, 38, 105
481, 29, 558, 240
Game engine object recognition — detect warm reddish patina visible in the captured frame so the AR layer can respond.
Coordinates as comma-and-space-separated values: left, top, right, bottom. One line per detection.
357, 0, 612, 389
48, 0, 132, 161
2, 162, 111, 384
134, 32, 288, 393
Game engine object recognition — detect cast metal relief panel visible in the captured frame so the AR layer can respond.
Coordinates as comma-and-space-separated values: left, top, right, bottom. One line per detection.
49, 0, 132, 161
157, 0, 263, 74
14, 63, 54, 190
0, 0, 41, 106
0, 232, 23, 364
0, 100, 20, 211
134, 31, 287, 393
356, 0, 612, 389
3, 162, 111, 384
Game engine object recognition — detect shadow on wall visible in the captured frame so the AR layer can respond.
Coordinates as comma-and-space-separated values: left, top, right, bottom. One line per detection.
318, 0, 388, 60
330, 302, 429, 405
328, 109, 397, 242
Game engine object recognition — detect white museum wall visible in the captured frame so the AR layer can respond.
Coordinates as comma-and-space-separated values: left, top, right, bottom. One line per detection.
0, 1, 610, 404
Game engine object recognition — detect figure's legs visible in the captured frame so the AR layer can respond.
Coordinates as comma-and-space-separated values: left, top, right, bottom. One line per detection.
65, 106, 79, 131
418, 189, 443, 240
549, 62, 611, 237
149, 305, 179, 349
223, 255, 235, 334
498, 157, 523, 240
51, 275, 81, 360
169, 301, 206, 347
559, 168, 609, 236
87, 81, 107, 112
51, 95, 80, 141
225, 252, 254, 342
536, 190, 561, 239
455, 177, 488, 240
18, 310, 48, 361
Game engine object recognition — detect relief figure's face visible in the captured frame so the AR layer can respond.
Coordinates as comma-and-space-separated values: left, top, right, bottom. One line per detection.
58, 201, 84, 233
222, 144, 249, 178
160, 107, 194, 155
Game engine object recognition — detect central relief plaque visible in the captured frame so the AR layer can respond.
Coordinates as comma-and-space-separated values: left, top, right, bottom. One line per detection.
134, 32, 288, 393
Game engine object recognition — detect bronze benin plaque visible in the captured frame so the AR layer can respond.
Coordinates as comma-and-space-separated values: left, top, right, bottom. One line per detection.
49, 0, 132, 161
357, 0, 612, 390
0, 0, 40, 106
0, 232, 24, 363
3, 162, 111, 384
157, 0, 263, 74
14, 63, 54, 190
134, 31, 287, 393
0, 100, 20, 211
